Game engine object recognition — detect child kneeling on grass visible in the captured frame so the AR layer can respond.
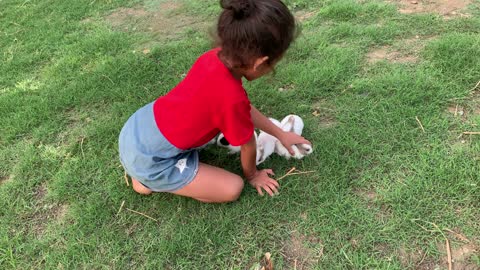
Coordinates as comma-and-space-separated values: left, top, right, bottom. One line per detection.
119, 0, 311, 203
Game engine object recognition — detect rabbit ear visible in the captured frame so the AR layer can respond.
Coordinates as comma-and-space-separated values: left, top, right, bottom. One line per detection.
269, 118, 281, 127
280, 115, 293, 132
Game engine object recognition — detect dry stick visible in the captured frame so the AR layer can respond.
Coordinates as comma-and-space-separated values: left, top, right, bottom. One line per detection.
126, 208, 158, 222
416, 116, 426, 133
293, 170, 316, 174
454, 104, 458, 116
463, 131, 480, 135
124, 171, 130, 187
470, 80, 480, 91
281, 171, 316, 177
277, 168, 316, 181
413, 220, 452, 270
277, 167, 296, 181
446, 238, 452, 270
116, 200, 125, 216
444, 228, 470, 243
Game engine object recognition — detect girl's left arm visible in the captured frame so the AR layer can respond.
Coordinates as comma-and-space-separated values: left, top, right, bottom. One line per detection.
250, 105, 284, 138
250, 105, 311, 154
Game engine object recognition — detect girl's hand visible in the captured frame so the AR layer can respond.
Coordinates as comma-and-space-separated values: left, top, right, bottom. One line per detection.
247, 169, 279, 196
278, 131, 311, 155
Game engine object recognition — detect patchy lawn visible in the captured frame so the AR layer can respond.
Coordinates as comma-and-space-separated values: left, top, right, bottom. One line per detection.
1, 0, 479, 269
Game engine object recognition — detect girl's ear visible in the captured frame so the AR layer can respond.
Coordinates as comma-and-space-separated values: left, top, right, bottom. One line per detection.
253, 56, 269, 71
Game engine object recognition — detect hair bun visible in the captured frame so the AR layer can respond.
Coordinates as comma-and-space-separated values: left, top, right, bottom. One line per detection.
221, 0, 254, 19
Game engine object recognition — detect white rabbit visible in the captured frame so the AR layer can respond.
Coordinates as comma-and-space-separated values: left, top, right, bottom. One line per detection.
256, 118, 281, 165
195, 137, 217, 150
275, 115, 313, 159
217, 131, 258, 154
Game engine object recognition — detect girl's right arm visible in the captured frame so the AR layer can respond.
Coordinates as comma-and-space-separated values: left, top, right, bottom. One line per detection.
241, 135, 279, 196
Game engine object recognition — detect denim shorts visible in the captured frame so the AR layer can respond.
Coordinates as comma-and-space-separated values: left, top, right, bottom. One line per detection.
119, 102, 199, 192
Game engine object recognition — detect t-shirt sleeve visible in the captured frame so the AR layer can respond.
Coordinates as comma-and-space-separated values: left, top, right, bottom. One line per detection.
219, 99, 254, 146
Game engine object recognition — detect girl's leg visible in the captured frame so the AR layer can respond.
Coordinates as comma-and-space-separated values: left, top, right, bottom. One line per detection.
132, 178, 153, 195
171, 163, 244, 203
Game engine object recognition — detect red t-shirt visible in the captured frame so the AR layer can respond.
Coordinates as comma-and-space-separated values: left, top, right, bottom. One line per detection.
153, 48, 254, 150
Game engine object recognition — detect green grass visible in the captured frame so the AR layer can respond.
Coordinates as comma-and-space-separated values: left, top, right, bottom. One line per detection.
1, 0, 479, 269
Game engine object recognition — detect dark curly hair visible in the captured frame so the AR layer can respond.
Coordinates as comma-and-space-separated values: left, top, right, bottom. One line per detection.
216, 0, 297, 69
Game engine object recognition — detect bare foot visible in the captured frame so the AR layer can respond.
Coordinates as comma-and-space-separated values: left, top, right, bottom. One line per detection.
132, 178, 152, 195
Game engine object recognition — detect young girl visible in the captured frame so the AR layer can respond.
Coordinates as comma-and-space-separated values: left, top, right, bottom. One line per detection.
119, 0, 311, 203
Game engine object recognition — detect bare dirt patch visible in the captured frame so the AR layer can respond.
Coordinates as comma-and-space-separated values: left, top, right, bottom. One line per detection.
295, 10, 317, 22
463, 89, 480, 117
446, 89, 480, 126
354, 188, 378, 201
312, 99, 338, 128
34, 183, 48, 201
281, 231, 323, 270
354, 188, 393, 221
367, 45, 417, 64
367, 35, 436, 64
29, 184, 69, 236
0, 174, 13, 185
104, 1, 208, 42
397, 247, 431, 268
391, 0, 472, 18
436, 241, 479, 270
375, 245, 438, 269
395, 241, 480, 270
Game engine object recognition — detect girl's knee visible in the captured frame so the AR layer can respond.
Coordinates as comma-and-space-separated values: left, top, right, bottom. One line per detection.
223, 175, 244, 202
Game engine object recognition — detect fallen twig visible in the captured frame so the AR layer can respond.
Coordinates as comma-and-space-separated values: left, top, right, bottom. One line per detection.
411, 219, 453, 270
416, 116, 425, 133
446, 238, 452, 270
124, 171, 130, 187
277, 167, 296, 181
444, 228, 470, 243
277, 167, 316, 181
263, 252, 273, 270
282, 171, 316, 177
125, 208, 158, 222
463, 131, 480, 135
470, 80, 480, 92
116, 200, 125, 216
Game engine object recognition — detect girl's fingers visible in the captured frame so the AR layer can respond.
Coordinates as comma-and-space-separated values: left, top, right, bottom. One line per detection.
256, 186, 264, 196
265, 169, 274, 176
268, 182, 279, 194
269, 179, 280, 188
301, 139, 312, 145
262, 185, 274, 197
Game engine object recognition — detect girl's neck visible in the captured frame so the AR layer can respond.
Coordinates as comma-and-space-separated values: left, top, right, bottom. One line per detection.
217, 50, 244, 81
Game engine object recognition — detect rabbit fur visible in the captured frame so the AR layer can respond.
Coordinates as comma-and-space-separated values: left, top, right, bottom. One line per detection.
216, 115, 313, 163
274, 115, 313, 159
